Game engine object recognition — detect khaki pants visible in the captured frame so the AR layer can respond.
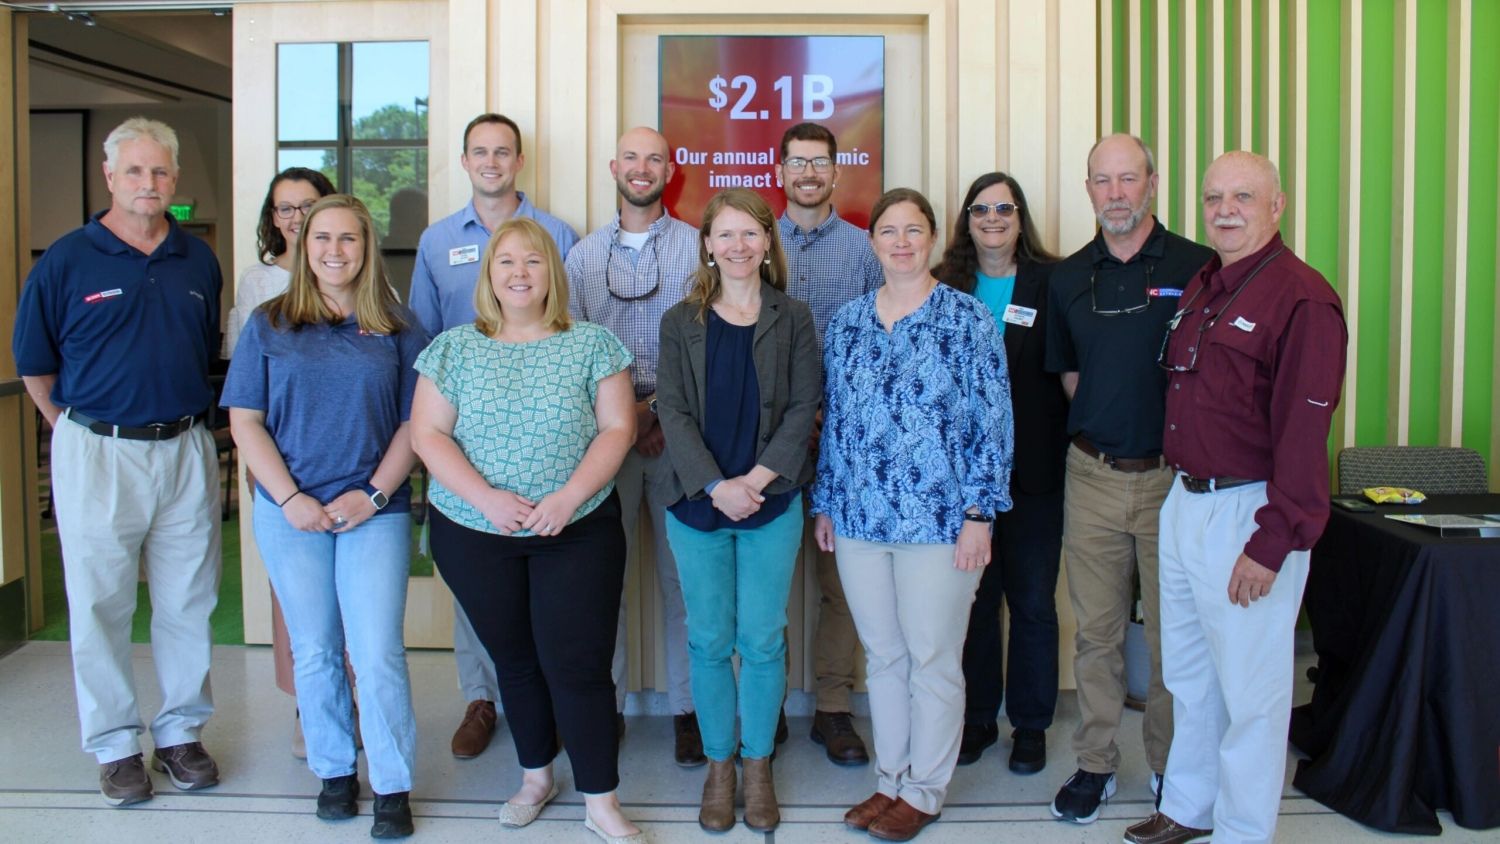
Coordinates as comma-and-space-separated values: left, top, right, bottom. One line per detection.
809, 525, 860, 712
836, 537, 981, 815
1062, 443, 1174, 774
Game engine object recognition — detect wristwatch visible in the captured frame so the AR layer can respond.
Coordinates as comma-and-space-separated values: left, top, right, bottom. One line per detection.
363, 483, 389, 511
962, 510, 994, 523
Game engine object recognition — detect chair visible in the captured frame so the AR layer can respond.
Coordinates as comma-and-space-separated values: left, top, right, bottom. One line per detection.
1336, 446, 1489, 495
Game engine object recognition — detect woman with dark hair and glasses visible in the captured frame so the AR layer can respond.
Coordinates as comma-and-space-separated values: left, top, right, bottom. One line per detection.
224, 166, 338, 759
934, 172, 1068, 775
813, 187, 1014, 841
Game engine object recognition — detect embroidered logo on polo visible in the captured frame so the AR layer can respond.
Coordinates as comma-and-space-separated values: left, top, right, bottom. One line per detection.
1147, 287, 1185, 298
83, 289, 124, 304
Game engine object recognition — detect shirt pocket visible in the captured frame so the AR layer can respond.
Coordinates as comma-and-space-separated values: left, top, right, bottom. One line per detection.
1193, 323, 1269, 417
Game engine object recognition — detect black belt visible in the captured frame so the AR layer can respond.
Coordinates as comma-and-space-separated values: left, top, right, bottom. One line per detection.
66, 408, 205, 441
1071, 435, 1166, 473
1179, 475, 1258, 494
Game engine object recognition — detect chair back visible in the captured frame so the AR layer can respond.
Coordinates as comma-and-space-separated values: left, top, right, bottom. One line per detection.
1336, 446, 1489, 495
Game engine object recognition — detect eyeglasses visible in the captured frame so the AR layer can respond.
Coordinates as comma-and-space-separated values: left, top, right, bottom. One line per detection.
968, 202, 1018, 218
782, 156, 834, 173
1090, 263, 1154, 316
273, 201, 317, 220
1157, 247, 1284, 372
605, 237, 662, 302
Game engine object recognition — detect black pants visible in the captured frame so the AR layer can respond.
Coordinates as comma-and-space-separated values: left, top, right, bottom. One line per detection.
430, 492, 626, 793
960, 487, 1064, 730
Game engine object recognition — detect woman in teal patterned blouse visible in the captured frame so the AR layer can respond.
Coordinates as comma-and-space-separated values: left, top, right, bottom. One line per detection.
409, 218, 645, 843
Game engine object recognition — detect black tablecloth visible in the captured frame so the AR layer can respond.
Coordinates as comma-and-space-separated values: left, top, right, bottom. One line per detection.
1290, 494, 1500, 834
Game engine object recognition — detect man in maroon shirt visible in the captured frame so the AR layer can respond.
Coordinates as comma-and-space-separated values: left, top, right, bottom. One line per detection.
1124, 152, 1346, 844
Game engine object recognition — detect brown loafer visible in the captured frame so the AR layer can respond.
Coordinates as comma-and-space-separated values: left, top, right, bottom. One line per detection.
674, 713, 706, 767
867, 797, 939, 841
843, 792, 895, 831
1123, 812, 1213, 844
810, 710, 870, 765
451, 699, 497, 758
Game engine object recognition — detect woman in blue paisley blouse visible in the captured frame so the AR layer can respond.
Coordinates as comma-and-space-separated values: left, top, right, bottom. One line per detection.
409, 218, 646, 843
811, 187, 1015, 841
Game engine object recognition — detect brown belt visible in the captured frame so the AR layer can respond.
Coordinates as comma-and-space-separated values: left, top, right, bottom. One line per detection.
1071, 435, 1166, 473
1179, 475, 1258, 494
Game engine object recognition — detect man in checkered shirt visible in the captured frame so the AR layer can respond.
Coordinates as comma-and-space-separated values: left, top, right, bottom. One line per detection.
565, 127, 702, 766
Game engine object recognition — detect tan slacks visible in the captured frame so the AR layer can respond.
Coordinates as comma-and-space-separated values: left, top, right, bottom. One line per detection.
836, 536, 982, 815
808, 521, 860, 712
1062, 443, 1175, 774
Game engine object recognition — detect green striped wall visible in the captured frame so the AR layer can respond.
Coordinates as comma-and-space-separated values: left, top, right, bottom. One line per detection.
1103, 0, 1500, 487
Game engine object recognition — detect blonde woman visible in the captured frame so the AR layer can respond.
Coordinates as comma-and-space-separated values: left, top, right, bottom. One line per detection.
654, 189, 820, 832
410, 218, 644, 842
223, 195, 425, 838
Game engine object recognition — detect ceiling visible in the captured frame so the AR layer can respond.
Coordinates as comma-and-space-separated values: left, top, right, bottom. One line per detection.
27, 9, 231, 109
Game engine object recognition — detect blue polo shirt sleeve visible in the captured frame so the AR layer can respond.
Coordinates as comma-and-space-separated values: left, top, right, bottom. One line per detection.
12, 254, 63, 377
408, 229, 443, 337
395, 312, 432, 421
220, 312, 271, 412
553, 223, 581, 260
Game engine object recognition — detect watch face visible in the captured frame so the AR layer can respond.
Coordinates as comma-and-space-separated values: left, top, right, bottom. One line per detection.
371, 490, 389, 509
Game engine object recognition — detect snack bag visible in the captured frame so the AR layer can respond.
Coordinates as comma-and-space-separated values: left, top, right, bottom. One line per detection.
1362, 486, 1426, 504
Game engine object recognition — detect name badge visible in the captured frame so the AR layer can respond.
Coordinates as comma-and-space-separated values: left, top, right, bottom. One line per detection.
1148, 287, 1185, 298
1231, 316, 1257, 332
83, 288, 124, 304
449, 244, 481, 266
1002, 304, 1038, 328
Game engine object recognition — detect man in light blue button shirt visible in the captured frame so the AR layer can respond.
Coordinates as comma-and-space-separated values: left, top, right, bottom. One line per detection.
409, 113, 579, 760
565, 127, 702, 766
409, 113, 579, 336
774, 122, 881, 767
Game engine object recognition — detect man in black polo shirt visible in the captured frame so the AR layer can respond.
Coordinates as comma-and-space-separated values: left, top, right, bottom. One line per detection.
1043, 134, 1214, 825
13, 117, 224, 807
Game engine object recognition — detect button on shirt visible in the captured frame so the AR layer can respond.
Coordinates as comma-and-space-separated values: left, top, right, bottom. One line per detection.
12, 211, 222, 426
1163, 233, 1347, 571
409, 193, 580, 335
778, 209, 883, 345
565, 211, 698, 398
812, 285, 1015, 544
1045, 218, 1214, 458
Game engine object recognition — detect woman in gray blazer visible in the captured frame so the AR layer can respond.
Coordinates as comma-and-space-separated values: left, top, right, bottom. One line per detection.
654, 188, 821, 834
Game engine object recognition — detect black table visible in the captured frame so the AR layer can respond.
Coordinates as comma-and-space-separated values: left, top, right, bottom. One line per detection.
1290, 494, 1500, 834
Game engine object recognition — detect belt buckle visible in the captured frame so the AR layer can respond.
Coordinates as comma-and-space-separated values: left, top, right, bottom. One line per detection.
1103, 453, 1118, 469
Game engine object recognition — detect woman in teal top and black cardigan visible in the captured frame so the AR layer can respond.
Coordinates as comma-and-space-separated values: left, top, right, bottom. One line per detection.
409, 218, 645, 843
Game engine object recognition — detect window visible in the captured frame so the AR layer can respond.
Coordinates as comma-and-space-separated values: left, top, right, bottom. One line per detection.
276, 41, 429, 249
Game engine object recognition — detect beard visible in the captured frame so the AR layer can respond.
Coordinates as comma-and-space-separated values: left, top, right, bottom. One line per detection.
1096, 200, 1150, 236
617, 174, 665, 208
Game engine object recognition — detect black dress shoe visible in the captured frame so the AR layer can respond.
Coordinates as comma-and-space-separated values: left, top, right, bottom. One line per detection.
956, 722, 998, 766
1008, 727, 1046, 774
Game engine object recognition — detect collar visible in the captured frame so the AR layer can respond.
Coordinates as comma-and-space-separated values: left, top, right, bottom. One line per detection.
459, 191, 536, 232
85, 209, 190, 257
1203, 232, 1285, 294
779, 206, 843, 239
609, 209, 676, 244
1088, 216, 1167, 267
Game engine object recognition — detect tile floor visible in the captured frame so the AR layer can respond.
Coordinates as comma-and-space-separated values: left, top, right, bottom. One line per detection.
0, 641, 1484, 843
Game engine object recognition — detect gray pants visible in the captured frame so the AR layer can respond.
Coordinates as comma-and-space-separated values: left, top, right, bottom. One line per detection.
612, 449, 693, 714
52, 415, 221, 763
453, 601, 499, 703
836, 536, 981, 815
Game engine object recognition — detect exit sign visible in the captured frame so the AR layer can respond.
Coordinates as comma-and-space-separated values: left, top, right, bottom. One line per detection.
168, 204, 194, 222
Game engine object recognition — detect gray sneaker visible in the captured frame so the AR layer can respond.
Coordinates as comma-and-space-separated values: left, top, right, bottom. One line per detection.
151, 741, 220, 790
100, 753, 154, 806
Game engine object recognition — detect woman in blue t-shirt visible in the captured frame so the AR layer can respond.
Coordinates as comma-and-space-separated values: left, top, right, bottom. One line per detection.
223, 195, 426, 839
408, 217, 643, 843
654, 189, 821, 833
934, 172, 1068, 774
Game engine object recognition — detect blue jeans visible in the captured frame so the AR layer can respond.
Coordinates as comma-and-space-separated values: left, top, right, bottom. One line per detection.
254, 494, 416, 794
665, 493, 803, 761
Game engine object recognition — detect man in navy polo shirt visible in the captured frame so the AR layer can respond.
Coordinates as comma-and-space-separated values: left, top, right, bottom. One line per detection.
409, 112, 580, 760
13, 117, 224, 807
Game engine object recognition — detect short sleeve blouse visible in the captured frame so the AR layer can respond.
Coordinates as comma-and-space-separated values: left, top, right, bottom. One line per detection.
415, 321, 633, 534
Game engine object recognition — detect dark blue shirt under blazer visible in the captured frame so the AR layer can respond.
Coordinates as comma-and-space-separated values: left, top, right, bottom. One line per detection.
13, 211, 222, 426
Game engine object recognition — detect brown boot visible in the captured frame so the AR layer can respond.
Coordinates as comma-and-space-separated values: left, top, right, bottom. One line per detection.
698, 758, 736, 832
741, 756, 780, 831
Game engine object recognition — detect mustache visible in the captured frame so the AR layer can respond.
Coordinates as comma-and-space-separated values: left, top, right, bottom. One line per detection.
1102, 200, 1133, 212
1212, 216, 1246, 228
